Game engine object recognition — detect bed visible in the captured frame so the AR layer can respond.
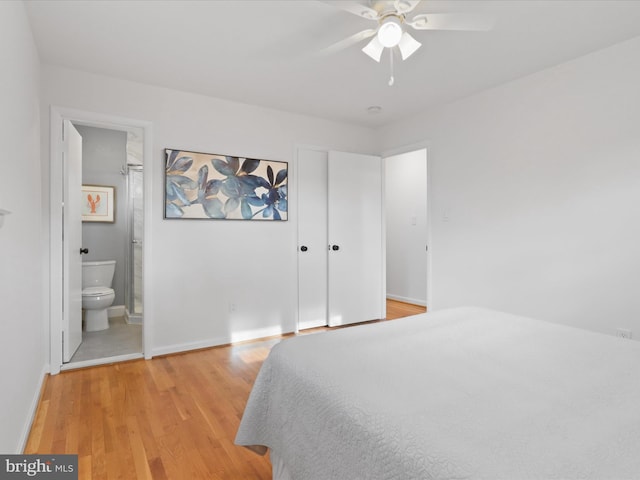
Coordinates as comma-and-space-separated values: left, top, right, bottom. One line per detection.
235, 307, 640, 479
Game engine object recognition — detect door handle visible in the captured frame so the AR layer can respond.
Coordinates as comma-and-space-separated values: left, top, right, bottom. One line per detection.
300, 246, 308, 252
332, 245, 340, 251
80, 248, 89, 255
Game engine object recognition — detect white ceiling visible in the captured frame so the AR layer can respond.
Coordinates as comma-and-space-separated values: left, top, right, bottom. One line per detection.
25, 0, 640, 128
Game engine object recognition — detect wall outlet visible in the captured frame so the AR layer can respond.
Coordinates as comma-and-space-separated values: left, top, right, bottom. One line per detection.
229, 302, 238, 313
615, 328, 632, 340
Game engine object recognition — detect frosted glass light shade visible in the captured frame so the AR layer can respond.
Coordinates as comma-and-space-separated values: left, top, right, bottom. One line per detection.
362, 36, 385, 62
377, 17, 402, 47
398, 32, 422, 60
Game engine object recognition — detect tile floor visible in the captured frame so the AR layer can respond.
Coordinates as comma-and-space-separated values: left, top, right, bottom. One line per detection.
70, 315, 142, 363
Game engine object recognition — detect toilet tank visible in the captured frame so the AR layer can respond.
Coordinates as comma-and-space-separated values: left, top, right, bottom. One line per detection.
82, 260, 116, 289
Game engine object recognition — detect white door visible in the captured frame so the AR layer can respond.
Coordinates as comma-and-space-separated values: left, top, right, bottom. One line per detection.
297, 149, 329, 330
327, 151, 383, 326
63, 120, 83, 362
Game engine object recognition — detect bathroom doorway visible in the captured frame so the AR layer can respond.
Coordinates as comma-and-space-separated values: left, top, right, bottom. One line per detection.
49, 108, 152, 374
67, 124, 144, 364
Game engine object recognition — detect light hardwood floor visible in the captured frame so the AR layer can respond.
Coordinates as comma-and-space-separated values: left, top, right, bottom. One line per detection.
25, 300, 426, 479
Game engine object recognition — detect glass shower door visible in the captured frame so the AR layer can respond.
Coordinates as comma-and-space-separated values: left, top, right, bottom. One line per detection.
126, 165, 143, 322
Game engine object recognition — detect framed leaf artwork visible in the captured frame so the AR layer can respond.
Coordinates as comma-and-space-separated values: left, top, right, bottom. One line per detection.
164, 149, 288, 221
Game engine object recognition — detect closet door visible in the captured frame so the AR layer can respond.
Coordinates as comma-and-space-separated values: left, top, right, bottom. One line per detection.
297, 149, 328, 330
327, 151, 383, 326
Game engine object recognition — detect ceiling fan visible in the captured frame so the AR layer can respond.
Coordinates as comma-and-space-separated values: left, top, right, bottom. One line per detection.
321, 0, 495, 84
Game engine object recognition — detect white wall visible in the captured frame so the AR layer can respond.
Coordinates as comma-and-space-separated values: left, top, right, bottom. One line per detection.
378, 36, 640, 337
0, 1, 45, 452
41, 66, 377, 355
385, 149, 427, 305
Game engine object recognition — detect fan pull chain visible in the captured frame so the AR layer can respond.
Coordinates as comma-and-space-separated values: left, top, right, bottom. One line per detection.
389, 48, 395, 86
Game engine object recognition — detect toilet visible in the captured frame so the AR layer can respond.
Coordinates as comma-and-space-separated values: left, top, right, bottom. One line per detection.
82, 260, 116, 332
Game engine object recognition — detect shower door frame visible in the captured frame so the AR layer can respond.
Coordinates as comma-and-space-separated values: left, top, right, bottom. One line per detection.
125, 164, 144, 323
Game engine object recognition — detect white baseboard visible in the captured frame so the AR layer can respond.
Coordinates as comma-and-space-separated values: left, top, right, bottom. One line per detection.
108, 305, 126, 318
230, 325, 286, 344
18, 363, 49, 453
386, 294, 427, 307
124, 308, 143, 325
152, 336, 232, 357
152, 326, 288, 357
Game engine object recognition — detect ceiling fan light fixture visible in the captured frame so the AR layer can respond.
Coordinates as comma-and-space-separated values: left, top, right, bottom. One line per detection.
398, 32, 422, 60
377, 16, 403, 48
362, 36, 385, 62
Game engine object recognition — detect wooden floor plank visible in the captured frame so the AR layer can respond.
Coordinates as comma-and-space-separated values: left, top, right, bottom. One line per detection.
26, 299, 425, 478
385, 298, 427, 318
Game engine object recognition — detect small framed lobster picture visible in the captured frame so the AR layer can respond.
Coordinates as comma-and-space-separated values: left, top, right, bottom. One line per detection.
81, 185, 115, 223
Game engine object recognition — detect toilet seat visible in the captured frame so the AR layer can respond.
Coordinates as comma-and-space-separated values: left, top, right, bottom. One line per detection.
82, 286, 115, 297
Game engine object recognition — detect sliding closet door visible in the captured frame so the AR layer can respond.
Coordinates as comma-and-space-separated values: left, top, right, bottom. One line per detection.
297, 149, 328, 330
327, 151, 383, 326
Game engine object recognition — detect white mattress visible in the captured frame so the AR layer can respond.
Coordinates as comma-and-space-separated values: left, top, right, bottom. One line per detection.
235, 307, 640, 479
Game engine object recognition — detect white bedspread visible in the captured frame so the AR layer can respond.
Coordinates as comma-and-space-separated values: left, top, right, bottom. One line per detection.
235, 307, 640, 479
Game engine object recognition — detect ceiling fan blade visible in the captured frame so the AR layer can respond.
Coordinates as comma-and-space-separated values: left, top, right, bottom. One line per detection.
397, 31, 421, 60
319, 28, 377, 56
407, 13, 496, 31
394, 0, 421, 15
320, 1, 379, 20
362, 36, 385, 62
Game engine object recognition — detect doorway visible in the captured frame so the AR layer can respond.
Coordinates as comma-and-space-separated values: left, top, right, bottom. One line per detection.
49, 108, 152, 374
384, 148, 429, 311
68, 124, 143, 363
